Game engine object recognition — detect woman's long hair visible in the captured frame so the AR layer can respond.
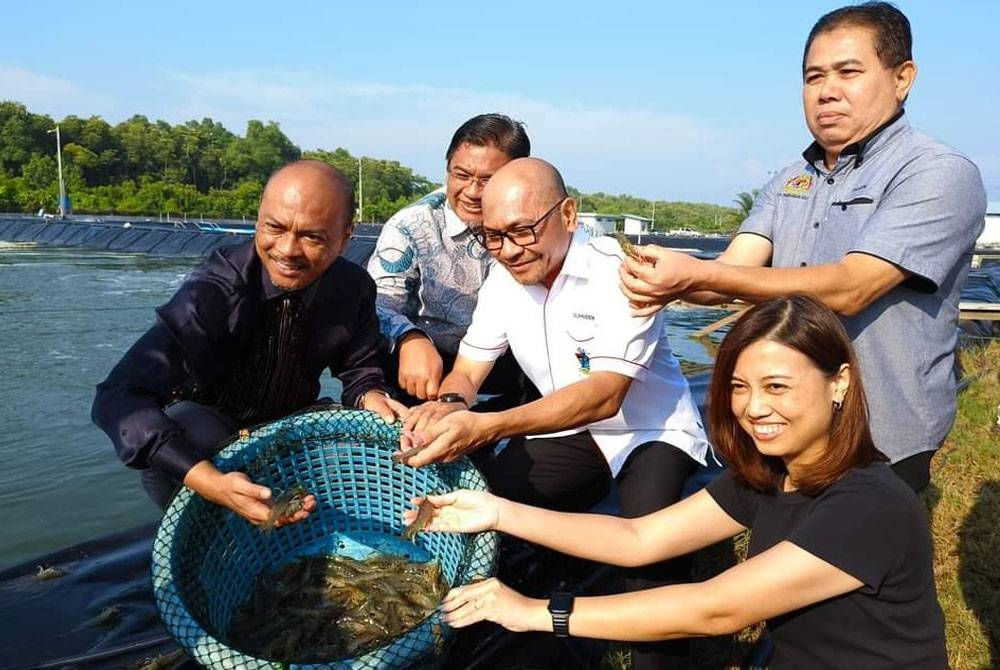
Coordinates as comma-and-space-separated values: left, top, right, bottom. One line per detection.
708, 295, 886, 495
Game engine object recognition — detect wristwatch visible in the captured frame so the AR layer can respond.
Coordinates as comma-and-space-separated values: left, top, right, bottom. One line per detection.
548, 591, 574, 637
437, 392, 468, 407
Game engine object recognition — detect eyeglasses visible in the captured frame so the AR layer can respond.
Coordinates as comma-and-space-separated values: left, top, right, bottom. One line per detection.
447, 167, 490, 189
471, 199, 565, 251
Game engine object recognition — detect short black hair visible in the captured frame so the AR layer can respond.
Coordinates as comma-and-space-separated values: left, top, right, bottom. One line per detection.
445, 113, 530, 163
803, 1, 912, 74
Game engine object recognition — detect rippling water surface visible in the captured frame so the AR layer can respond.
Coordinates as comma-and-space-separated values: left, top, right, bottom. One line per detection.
0, 243, 727, 569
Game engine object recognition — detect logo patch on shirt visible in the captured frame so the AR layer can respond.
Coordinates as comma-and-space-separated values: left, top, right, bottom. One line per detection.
574, 347, 591, 375
781, 173, 814, 198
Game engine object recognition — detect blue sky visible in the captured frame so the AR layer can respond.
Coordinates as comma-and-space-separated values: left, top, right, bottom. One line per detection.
2, 0, 997, 205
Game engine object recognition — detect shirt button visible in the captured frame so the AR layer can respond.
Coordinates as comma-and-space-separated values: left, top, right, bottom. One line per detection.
800, 262, 807, 267
826, 177, 835, 184
813, 222, 820, 228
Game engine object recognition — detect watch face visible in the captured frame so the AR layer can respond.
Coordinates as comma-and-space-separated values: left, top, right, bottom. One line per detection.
548, 591, 574, 614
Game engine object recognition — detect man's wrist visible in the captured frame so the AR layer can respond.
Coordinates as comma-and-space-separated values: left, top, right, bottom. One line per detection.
397, 330, 430, 349
437, 392, 468, 407
358, 390, 391, 410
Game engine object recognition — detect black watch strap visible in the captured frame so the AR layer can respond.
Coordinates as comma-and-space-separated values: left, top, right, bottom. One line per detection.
438, 392, 468, 406
548, 591, 574, 638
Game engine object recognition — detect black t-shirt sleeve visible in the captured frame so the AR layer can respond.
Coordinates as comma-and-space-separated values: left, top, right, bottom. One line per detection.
705, 469, 756, 527
787, 471, 912, 592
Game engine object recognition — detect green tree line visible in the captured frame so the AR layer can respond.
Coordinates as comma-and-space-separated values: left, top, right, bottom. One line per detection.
0, 101, 437, 222
570, 187, 746, 234
1, 100, 747, 231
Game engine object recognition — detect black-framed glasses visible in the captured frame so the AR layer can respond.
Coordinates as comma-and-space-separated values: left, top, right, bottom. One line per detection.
471, 199, 565, 251
447, 167, 490, 189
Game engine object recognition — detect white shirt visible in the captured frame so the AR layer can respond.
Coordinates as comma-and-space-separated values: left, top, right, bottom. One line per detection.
458, 227, 709, 476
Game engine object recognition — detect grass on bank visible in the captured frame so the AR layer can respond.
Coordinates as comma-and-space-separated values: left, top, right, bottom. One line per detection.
928, 339, 1000, 670
606, 339, 1000, 670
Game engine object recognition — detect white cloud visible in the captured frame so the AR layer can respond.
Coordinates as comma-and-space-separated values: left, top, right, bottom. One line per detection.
0, 64, 114, 119
159, 68, 789, 202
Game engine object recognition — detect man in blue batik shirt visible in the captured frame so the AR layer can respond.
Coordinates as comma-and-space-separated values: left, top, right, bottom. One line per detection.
367, 114, 537, 408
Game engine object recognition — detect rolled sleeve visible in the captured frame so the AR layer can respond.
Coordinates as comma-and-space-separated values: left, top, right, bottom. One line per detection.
736, 172, 783, 241
457, 270, 509, 363
853, 153, 986, 292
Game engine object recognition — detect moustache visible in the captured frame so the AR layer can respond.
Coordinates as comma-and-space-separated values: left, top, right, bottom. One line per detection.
268, 253, 308, 270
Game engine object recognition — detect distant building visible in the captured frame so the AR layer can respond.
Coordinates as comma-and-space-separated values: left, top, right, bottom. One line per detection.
576, 212, 621, 235
622, 214, 652, 235
576, 212, 656, 236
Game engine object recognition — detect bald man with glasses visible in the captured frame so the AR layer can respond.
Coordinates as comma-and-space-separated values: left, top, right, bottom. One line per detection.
399, 157, 708, 670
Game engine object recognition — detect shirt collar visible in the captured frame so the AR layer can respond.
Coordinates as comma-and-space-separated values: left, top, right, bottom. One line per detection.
256, 252, 322, 306
558, 227, 593, 280
802, 108, 907, 169
443, 194, 473, 238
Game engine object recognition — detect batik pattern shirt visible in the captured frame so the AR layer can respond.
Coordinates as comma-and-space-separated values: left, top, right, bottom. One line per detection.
367, 188, 493, 354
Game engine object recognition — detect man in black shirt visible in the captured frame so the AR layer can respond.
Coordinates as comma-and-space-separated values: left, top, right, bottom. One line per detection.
93, 160, 403, 524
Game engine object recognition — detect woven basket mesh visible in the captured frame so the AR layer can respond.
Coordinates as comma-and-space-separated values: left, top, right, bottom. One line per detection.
152, 407, 497, 669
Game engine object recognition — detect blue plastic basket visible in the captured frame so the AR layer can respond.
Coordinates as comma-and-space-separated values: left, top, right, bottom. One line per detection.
152, 408, 497, 669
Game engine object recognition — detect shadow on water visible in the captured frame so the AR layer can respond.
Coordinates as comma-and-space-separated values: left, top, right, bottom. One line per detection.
958, 480, 1000, 667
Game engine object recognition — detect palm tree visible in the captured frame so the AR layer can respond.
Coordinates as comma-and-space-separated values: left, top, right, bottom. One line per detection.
733, 189, 760, 222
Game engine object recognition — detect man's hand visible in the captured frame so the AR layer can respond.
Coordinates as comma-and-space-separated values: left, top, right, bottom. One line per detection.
182, 460, 317, 526
359, 390, 409, 424
619, 245, 701, 316
395, 407, 488, 466
397, 332, 444, 400
403, 397, 467, 436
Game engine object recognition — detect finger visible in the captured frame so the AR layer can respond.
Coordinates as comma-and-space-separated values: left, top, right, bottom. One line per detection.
404, 375, 420, 399
274, 510, 305, 528
241, 500, 273, 525
411, 373, 432, 400
374, 403, 397, 425
425, 491, 458, 506
402, 405, 432, 433
235, 477, 271, 501
388, 399, 410, 418
618, 281, 648, 303
631, 302, 662, 318
425, 376, 440, 400
412, 411, 436, 436
442, 600, 485, 628
403, 442, 442, 468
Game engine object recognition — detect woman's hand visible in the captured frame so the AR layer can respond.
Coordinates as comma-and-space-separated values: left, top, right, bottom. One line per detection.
401, 490, 501, 534
441, 577, 548, 633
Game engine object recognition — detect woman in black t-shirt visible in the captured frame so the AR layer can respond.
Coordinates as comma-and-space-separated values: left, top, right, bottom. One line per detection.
405, 295, 947, 669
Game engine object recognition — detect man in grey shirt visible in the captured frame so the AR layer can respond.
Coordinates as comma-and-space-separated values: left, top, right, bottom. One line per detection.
367, 114, 536, 408
619, 2, 985, 492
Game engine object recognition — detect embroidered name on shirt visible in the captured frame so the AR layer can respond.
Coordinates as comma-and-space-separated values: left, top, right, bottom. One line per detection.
781, 173, 814, 199
572, 312, 595, 321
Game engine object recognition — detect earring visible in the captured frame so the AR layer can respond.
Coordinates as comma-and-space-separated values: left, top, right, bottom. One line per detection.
833, 399, 843, 411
